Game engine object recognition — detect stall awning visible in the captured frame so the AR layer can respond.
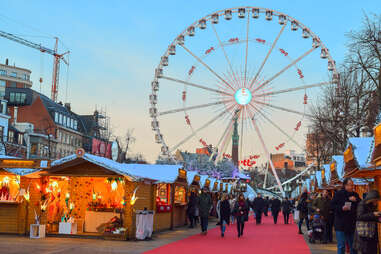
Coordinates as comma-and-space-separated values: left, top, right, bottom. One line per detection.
0, 155, 42, 176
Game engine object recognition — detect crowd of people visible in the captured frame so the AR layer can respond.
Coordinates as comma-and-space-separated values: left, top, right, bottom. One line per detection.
186, 179, 381, 254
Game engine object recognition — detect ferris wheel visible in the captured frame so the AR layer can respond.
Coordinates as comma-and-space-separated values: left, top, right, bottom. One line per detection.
149, 7, 339, 192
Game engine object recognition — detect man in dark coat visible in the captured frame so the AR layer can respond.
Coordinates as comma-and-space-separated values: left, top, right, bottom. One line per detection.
263, 197, 269, 216
271, 198, 281, 224
198, 187, 212, 235
219, 194, 231, 237
312, 190, 333, 243
252, 194, 265, 224
281, 197, 292, 224
331, 179, 360, 254
187, 191, 197, 228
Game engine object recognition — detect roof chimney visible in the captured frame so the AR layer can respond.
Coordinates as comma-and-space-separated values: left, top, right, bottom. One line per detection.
5, 59, 9, 65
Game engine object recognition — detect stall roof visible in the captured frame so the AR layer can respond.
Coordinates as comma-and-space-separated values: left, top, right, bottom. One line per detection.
237, 173, 251, 180
186, 171, 199, 186
0, 155, 41, 176
209, 178, 217, 191
345, 137, 373, 169
244, 185, 257, 200
199, 175, 209, 188
332, 155, 345, 180
315, 171, 322, 188
123, 163, 183, 183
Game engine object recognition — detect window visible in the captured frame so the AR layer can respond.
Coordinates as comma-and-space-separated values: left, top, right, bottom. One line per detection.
59, 114, 63, 124
55, 112, 59, 122
0, 70, 6, 76
70, 118, 74, 129
10, 82, 17, 88
63, 115, 67, 126
9, 92, 26, 104
174, 186, 186, 204
23, 74, 27, 80
0, 80, 5, 88
18, 134, 24, 145
0, 126, 3, 142
74, 120, 78, 130
156, 184, 171, 205
10, 72, 17, 78
8, 130, 14, 143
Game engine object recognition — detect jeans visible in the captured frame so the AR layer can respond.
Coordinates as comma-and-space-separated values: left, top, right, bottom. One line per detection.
255, 210, 262, 224
272, 210, 279, 224
298, 217, 310, 231
220, 220, 227, 234
336, 231, 356, 254
231, 215, 235, 224
188, 214, 195, 227
237, 216, 245, 236
323, 220, 333, 242
283, 212, 289, 224
200, 216, 208, 232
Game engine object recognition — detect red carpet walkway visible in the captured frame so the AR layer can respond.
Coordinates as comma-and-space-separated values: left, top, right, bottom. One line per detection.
145, 214, 311, 254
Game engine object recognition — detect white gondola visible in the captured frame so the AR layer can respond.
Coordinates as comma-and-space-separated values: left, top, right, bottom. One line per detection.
177, 35, 185, 45
328, 60, 335, 71
168, 45, 176, 55
155, 68, 163, 77
312, 37, 320, 48
224, 9, 232, 20
155, 133, 162, 143
332, 72, 340, 84
265, 10, 273, 21
211, 13, 219, 24
187, 26, 195, 36
152, 121, 159, 130
149, 108, 157, 117
291, 20, 298, 31
149, 94, 157, 105
302, 28, 309, 39
199, 19, 207, 29
238, 8, 245, 18
161, 56, 168, 66
252, 8, 259, 18
151, 81, 159, 91
320, 48, 328, 59
161, 145, 168, 153
278, 15, 286, 25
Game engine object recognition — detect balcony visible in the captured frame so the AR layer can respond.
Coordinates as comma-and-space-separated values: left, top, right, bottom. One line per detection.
0, 73, 33, 87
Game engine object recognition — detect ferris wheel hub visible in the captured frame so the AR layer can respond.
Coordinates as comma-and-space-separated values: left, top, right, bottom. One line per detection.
234, 88, 252, 105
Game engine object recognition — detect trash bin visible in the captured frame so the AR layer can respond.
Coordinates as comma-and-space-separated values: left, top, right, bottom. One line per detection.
135, 209, 154, 240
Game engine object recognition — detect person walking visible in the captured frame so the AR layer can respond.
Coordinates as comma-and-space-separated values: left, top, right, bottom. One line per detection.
312, 190, 333, 243
198, 187, 212, 235
229, 195, 236, 224
187, 191, 197, 228
353, 190, 381, 254
252, 194, 265, 224
331, 178, 361, 254
233, 193, 249, 238
216, 196, 221, 226
219, 194, 231, 237
271, 197, 281, 224
263, 197, 269, 216
297, 190, 310, 234
281, 197, 292, 224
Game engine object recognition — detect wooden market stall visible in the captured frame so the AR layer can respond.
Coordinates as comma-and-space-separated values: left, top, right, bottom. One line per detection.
0, 158, 47, 235
329, 155, 345, 190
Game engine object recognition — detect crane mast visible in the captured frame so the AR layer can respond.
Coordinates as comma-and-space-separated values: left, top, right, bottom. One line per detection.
0, 30, 70, 102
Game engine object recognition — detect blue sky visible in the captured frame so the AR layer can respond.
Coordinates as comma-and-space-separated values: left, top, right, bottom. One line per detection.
0, 0, 380, 163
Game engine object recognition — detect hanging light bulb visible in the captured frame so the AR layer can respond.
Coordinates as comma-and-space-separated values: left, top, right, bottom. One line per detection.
111, 181, 118, 191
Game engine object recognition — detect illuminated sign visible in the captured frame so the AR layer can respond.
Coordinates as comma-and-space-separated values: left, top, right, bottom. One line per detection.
194, 175, 200, 182
0, 159, 51, 169
178, 169, 186, 179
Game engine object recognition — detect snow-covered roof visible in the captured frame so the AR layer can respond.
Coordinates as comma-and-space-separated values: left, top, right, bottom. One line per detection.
323, 164, 331, 184
186, 171, 199, 186
352, 178, 370, 185
123, 163, 183, 183
306, 178, 311, 191
347, 137, 373, 169
0, 155, 41, 176
237, 172, 250, 180
332, 155, 345, 180
209, 178, 217, 191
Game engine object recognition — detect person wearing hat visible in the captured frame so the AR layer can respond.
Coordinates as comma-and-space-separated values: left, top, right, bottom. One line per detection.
198, 187, 212, 235
354, 190, 381, 254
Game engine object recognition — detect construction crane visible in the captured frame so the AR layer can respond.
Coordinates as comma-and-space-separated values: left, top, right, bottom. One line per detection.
0, 30, 70, 102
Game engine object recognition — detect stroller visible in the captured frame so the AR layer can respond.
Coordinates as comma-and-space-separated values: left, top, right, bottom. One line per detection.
308, 214, 324, 243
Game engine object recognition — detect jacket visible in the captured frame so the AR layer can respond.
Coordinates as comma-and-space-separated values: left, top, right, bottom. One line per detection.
297, 197, 309, 219
187, 194, 197, 216
271, 199, 281, 212
354, 200, 379, 253
198, 193, 212, 218
281, 200, 292, 214
252, 197, 265, 212
312, 196, 332, 220
233, 200, 249, 218
219, 200, 231, 224
331, 189, 360, 233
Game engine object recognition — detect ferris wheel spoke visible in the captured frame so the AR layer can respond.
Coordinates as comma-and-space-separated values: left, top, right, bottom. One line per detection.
249, 113, 284, 195
180, 44, 235, 92
244, 12, 250, 87
161, 76, 232, 96
249, 24, 286, 90
209, 118, 234, 161
254, 100, 313, 118
239, 106, 245, 161
211, 24, 235, 85
250, 103, 304, 150
256, 81, 333, 97
159, 100, 230, 116
254, 47, 317, 92
168, 106, 232, 153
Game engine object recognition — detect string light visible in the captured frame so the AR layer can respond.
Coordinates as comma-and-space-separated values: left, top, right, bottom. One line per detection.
111, 181, 118, 191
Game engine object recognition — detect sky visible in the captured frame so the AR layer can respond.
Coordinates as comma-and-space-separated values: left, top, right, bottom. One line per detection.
0, 0, 380, 163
